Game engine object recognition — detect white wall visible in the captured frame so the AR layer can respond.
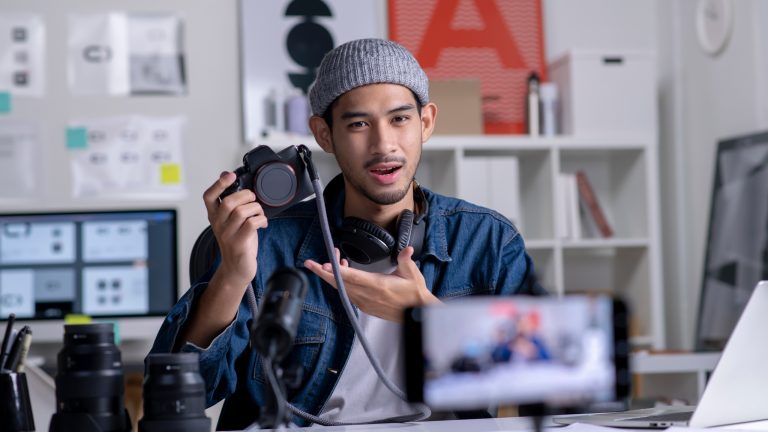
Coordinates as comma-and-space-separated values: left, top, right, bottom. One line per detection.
543, 0, 657, 63
658, 0, 768, 350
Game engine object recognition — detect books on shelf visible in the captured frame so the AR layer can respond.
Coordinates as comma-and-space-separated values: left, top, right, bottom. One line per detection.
575, 170, 613, 238
557, 172, 580, 240
558, 170, 613, 239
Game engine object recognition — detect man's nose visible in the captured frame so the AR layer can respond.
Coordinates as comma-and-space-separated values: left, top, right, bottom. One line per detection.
370, 123, 397, 154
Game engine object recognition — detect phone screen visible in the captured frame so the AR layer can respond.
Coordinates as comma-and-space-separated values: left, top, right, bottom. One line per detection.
403, 295, 630, 410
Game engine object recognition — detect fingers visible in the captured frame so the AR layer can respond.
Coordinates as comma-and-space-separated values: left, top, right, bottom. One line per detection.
331, 248, 349, 268
203, 172, 236, 217
218, 201, 268, 239
304, 259, 338, 288
395, 246, 419, 278
313, 248, 348, 273
304, 253, 359, 287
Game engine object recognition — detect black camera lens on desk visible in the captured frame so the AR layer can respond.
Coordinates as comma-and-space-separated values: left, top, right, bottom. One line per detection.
138, 353, 210, 432
49, 323, 131, 432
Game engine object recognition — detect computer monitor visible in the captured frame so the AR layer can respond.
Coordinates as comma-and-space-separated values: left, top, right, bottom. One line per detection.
0, 209, 178, 342
696, 131, 768, 350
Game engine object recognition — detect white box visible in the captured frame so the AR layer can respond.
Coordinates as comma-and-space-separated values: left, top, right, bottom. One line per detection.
549, 50, 656, 138
458, 156, 522, 230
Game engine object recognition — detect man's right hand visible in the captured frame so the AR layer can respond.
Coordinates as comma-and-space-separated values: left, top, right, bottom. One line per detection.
203, 171, 268, 288
178, 172, 268, 350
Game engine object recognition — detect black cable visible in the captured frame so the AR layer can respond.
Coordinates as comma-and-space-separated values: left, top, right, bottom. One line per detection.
263, 356, 286, 429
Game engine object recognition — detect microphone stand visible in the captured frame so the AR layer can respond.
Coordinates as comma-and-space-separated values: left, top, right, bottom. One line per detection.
520, 402, 548, 432
258, 355, 287, 430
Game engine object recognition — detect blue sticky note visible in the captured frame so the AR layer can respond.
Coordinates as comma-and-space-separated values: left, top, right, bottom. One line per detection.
103, 320, 120, 345
0, 92, 10, 114
66, 127, 88, 149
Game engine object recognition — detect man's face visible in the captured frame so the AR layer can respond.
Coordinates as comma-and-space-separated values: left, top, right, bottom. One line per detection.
327, 84, 427, 206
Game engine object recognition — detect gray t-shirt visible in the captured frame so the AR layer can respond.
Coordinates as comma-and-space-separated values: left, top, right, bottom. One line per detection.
318, 310, 416, 422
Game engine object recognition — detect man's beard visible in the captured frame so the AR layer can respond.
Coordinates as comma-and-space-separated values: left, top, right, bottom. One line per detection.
353, 173, 414, 205
332, 140, 420, 206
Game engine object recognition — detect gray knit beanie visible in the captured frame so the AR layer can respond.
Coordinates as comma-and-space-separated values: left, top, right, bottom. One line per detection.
308, 38, 429, 116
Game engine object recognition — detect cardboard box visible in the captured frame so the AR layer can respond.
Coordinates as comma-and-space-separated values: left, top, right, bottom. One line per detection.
429, 79, 483, 135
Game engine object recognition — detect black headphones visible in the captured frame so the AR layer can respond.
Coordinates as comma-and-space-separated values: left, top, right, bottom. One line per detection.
325, 175, 428, 266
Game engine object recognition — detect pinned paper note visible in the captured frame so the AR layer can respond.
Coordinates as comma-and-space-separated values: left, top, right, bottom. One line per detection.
68, 115, 186, 197
0, 121, 39, 198
66, 127, 88, 149
68, 12, 185, 95
0, 92, 11, 113
0, 14, 46, 97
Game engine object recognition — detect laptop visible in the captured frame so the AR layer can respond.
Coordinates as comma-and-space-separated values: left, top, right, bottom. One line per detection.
554, 280, 768, 428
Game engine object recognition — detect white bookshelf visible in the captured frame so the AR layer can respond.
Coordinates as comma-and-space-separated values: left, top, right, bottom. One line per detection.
257, 133, 665, 349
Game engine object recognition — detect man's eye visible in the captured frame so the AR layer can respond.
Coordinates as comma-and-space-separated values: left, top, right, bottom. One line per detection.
392, 116, 409, 123
348, 121, 367, 128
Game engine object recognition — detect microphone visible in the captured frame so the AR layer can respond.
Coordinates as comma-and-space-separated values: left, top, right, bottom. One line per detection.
251, 267, 309, 361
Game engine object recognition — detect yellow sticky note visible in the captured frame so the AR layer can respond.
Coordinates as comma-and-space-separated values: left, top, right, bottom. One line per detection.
64, 314, 93, 325
160, 163, 181, 184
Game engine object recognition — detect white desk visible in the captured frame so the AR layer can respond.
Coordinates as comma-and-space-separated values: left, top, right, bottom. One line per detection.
252, 418, 768, 432
255, 416, 551, 432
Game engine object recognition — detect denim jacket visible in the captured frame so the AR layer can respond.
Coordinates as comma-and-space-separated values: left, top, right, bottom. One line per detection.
147, 180, 544, 429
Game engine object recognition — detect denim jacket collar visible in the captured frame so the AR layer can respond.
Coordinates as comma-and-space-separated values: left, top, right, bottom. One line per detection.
295, 175, 451, 266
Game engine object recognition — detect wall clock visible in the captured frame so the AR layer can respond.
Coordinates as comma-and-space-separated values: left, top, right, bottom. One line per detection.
696, 0, 733, 56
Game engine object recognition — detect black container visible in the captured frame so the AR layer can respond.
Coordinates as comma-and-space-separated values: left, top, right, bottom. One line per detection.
49, 323, 130, 432
138, 353, 210, 432
0, 372, 35, 432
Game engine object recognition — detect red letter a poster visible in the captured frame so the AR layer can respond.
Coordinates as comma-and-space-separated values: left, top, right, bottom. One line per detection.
389, 0, 547, 134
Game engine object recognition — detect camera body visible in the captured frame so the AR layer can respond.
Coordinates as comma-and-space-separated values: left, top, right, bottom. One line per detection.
220, 145, 313, 218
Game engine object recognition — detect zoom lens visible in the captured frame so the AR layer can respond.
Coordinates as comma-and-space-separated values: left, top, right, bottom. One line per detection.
50, 323, 130, 432
138, 353, 210, 432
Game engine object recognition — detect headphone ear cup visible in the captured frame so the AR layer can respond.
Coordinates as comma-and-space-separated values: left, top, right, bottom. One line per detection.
335, 217, 395, 264
395, 209, 415, 257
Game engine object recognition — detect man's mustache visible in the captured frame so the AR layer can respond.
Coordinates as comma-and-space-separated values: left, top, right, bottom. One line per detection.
364, 156, 407, 169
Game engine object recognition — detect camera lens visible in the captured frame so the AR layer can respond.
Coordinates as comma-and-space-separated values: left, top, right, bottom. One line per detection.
50, 322, 130, 432
138, 353, 210, 432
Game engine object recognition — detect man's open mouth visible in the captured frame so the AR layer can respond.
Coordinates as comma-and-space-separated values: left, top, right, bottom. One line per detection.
370, 166, 401, 175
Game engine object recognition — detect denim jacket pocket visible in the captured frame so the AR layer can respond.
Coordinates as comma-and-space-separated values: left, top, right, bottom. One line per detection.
252, 309, 329, 388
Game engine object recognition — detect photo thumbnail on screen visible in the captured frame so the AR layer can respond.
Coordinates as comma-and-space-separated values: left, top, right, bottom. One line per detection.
407, 295, 628, 410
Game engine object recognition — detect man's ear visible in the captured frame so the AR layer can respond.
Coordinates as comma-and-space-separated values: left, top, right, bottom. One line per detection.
420, 102, 438, 143
309, 115, 334, 153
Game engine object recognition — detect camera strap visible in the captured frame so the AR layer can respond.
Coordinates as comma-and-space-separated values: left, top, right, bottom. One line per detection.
245, 145, 430, 427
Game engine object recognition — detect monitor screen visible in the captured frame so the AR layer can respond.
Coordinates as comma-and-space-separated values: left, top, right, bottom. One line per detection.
403, 295, 629, 410
0, 209, 177, 321
697, 131, 768, 350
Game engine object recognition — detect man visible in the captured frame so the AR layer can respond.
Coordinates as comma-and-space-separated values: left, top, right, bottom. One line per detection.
148, 38, 543, 429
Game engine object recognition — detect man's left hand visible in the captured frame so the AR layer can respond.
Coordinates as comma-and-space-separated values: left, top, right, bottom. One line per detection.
304, 246, 440, 322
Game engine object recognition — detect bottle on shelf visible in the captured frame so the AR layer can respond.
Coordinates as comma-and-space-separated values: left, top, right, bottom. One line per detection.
540, 82, 559, 136
526, 72, 541, 136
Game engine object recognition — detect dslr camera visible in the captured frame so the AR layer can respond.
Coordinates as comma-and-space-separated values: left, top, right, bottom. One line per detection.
220, 145, 314, 218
